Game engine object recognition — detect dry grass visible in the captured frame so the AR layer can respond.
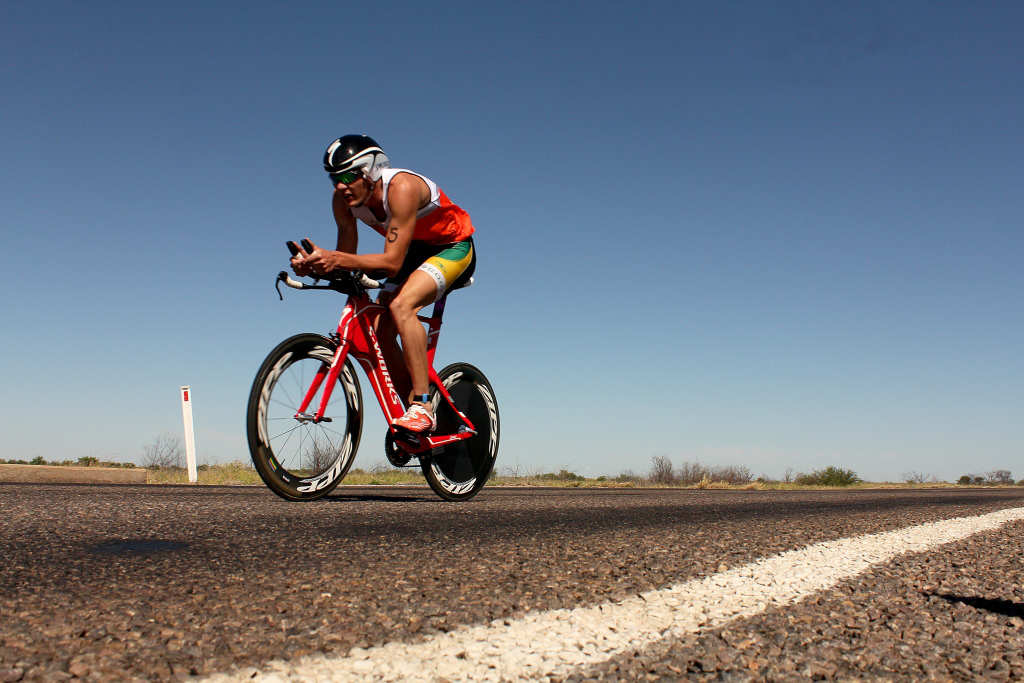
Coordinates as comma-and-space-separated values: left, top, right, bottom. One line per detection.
342, 468, 425, 485
146, 462, 263, 486
146, 463, 427, 486
144, 463, 1016, 490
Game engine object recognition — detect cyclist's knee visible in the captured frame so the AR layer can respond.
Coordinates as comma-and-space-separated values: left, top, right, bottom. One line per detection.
388, 295, 418, 324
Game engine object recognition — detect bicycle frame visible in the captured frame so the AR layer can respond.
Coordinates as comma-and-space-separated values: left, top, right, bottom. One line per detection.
292, 289, 477, 454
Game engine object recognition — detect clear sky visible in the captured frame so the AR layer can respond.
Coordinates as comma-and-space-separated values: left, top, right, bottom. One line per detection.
2, 1, 1022, 482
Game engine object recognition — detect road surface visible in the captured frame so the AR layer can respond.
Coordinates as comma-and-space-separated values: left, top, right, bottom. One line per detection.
1, 484, 1022, 680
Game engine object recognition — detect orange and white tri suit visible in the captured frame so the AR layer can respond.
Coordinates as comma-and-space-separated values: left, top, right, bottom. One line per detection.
350, 168, 475, 245
351, 169, 476, 300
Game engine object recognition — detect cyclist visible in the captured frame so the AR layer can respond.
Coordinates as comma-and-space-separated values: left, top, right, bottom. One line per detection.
290, 134, 476, 433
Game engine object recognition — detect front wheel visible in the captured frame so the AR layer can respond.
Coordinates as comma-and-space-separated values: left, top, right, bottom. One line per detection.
246, 334, 363, 501
421, 363, 499, 501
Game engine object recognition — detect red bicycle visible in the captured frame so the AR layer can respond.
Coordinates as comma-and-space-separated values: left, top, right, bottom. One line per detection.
245, 250, 499, 502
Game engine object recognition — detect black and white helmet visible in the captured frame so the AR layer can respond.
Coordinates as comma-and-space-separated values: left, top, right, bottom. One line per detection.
323, 134, 390, 181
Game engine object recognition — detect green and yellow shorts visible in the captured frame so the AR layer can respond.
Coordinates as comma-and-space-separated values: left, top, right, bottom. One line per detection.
385, 238, 476, 302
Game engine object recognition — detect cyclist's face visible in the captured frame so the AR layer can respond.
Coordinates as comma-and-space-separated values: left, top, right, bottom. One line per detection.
334, 175, 372, 207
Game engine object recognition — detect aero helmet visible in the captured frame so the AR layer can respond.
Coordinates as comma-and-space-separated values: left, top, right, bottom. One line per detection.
323, 134, 390, 181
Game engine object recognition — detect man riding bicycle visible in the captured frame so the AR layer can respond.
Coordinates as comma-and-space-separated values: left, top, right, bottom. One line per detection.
290, 135, 476, 433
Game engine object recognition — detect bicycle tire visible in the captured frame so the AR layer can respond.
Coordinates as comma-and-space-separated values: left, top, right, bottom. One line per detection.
421, 363, 499, 501
246, 333, 362, 501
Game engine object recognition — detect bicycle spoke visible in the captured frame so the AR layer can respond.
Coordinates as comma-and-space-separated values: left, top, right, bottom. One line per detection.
276, 367, 302, 411
313, 428, 343, 452
311, 423, 350, 441
269, 396, 298, 413
289, 361, 307, 407
269, 422, 303, 447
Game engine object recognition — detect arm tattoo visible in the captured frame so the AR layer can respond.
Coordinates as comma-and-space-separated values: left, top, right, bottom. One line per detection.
387, 226, 398, 243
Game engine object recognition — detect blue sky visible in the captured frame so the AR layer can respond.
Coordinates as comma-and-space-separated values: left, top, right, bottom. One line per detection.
2, 1, 1022, 481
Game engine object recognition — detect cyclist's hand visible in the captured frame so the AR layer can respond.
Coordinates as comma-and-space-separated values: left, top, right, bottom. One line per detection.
300, 238, 338, 277
290, 255, 313, 277
290, 240, 313, 277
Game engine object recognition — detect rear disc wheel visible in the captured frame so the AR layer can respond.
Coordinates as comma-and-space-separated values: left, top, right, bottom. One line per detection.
421, 363, 499, 501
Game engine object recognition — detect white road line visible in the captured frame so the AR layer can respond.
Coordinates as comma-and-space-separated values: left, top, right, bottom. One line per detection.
208, 506, 1024, 682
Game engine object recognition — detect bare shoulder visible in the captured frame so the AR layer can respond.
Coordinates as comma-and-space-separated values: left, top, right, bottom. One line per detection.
387, 171, 431, 212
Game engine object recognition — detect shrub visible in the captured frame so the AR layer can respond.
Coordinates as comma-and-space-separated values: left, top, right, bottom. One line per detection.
142, 433, 183, 470
614, 470, 642, 484
677, 461, 709, 485
304, 439, 342, 473
649, 456, 677, 484
648, 459, 753, 486
957, 475, 972, 485
30, 456, 46, 465
711, 465, 753, 485
795, 466, 861, 487
539, 469, 584, 481
987, 470, 1013, 485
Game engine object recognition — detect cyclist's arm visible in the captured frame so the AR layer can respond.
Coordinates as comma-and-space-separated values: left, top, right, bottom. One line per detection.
369, 173, 419, 276
291, 192, 357, 277
332, 190, 358, 253
302, 174, 424, 277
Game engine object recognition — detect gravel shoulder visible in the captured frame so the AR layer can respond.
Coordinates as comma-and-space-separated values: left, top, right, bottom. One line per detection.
584, 519, 1024, 680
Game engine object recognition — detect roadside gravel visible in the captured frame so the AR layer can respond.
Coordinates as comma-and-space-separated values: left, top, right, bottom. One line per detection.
584, 519, 1024, 680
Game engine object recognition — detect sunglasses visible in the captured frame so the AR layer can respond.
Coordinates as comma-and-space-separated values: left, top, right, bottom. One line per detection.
328, 169, 363, 186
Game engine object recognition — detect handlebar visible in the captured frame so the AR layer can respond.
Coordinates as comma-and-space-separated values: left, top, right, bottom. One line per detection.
278, 271, 381, 290
275, 270, 383, 300
278, 239, 383, 299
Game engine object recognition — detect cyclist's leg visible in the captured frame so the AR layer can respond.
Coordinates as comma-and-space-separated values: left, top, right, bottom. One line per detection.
374, 242, 428, 404
388, 272, 437, 403
389, 241, 475, 431
373, 299, 413, 403
390, 239, 475, 404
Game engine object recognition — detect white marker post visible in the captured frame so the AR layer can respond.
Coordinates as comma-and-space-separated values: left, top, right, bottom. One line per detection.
180, 385, 198, 483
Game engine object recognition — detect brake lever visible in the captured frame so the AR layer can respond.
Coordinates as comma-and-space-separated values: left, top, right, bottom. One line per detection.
275, 271, 287, 300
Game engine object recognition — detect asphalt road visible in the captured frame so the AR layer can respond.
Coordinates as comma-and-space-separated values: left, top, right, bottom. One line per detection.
1, 484, 1023, 681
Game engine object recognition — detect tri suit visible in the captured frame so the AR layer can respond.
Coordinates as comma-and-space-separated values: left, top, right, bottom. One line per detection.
350, 168, 476, 300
